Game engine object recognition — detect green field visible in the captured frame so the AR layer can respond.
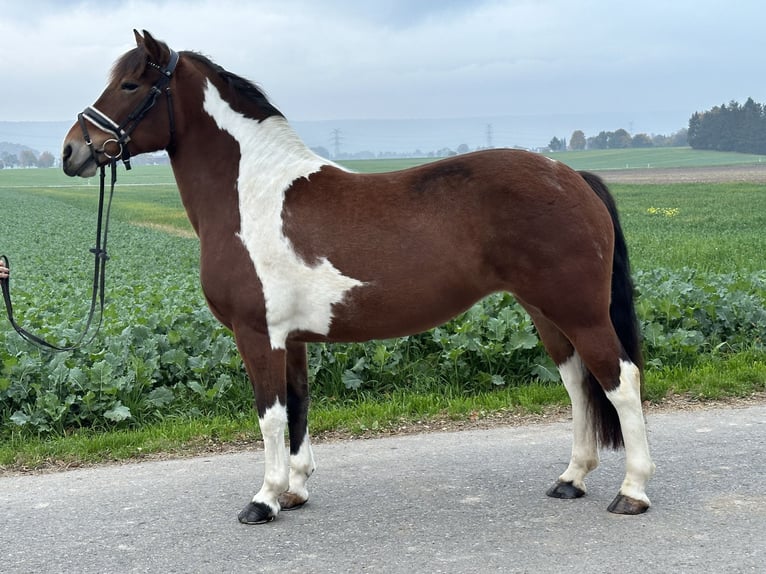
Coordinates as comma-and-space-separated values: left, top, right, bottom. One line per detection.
542, 147, 766, 171
339, 146, 766, 172
1, 149, 765, 469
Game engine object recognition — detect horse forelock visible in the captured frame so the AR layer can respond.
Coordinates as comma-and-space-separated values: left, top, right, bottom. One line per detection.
110, 46, 149, 83
185, 52, 283, 120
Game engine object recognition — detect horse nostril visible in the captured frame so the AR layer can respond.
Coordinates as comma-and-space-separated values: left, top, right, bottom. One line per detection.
62, 143, 72, 162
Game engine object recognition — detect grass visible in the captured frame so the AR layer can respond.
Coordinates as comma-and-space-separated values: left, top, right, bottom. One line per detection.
0, 383, 567, 470
338, 146, 766, 172
545, 147, 766, 170
614, 182, 766, 273
3, 351, 763, 470
1, 149, 765, 471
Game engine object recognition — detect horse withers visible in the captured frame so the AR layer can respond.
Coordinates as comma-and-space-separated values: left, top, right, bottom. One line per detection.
62, 30, 654, 524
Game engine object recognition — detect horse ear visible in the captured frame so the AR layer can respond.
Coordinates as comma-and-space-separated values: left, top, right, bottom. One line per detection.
133, 29, 143, 46
139, 30, 166, 65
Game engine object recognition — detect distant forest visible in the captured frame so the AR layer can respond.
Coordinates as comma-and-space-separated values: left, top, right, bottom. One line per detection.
688, 97, 766, 154
551, 128, 688, 152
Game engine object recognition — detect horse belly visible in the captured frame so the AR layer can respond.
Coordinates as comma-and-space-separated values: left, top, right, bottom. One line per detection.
319, 276, 492, 343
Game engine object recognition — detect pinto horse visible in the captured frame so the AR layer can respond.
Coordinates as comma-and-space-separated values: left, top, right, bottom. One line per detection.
62, 31, 654, 523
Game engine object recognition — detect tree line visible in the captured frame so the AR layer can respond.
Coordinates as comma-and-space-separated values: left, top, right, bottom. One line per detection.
688, 97, 766, 154
0, 149, 55, 169
549, 128, 688, 152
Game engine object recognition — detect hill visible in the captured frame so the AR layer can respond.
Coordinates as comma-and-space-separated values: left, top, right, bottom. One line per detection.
0, 121, 72, 156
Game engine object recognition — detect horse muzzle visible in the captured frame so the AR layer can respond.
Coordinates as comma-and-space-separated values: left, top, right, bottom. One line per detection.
62, 139, 100, 178
62, 108, 130, 178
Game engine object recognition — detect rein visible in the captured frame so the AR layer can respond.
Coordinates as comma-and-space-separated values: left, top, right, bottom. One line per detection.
1, 161, 116, 352
1, 49, 179, 352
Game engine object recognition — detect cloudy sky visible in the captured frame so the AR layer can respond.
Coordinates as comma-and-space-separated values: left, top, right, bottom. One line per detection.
0, 0, 762, 146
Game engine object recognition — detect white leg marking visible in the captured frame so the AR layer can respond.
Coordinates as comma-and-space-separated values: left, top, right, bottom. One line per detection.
203, 81, 363, 349
253, 402, 289, 516
557, 353, 599, 491
287, 432, 316, 502
606, 360, 655, 505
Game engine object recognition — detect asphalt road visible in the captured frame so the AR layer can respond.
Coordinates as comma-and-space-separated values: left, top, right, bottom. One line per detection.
2, 404, 765, 573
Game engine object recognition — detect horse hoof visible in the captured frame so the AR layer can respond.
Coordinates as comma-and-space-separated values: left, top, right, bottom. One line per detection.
607, 494, 650, 515
546, 481, 586, 499
278, 491, 308, 511
238, 501, 276, 524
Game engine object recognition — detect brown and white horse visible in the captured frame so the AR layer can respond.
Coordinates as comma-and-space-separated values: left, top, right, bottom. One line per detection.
62, 31, 654, 523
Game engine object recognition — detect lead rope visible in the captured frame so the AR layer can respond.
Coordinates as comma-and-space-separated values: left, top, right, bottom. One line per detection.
0, 159, 117, 352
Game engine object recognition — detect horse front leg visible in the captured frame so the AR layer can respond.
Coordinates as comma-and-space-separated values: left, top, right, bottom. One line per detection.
279, 341, 316, 511
233, 328, 290, 524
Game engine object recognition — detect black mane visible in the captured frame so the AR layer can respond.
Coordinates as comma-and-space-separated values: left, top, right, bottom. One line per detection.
184, 51, 284, 120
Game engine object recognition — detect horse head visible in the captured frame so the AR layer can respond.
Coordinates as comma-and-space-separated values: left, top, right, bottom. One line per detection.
62, 30, 178, 177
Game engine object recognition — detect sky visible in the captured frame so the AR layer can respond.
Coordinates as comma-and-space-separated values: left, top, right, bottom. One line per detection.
0, 0, 763, 149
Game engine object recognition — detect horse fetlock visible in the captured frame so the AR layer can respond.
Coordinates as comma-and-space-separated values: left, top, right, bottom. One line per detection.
278, 490, 309, 510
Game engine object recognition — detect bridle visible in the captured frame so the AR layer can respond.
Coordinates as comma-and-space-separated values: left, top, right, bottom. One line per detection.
78, 48, 179, 170
0, 49, 179, 352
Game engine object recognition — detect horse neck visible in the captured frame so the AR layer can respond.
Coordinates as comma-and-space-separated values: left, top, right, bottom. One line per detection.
169, 79, 335, 236
200, 79, 333, 193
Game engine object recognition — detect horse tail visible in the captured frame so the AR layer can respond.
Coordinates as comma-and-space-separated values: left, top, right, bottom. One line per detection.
578, 171, 643, 449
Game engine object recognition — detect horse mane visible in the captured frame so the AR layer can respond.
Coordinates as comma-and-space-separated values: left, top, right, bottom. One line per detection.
183, 51, 284, 120
110, 44, 284, 121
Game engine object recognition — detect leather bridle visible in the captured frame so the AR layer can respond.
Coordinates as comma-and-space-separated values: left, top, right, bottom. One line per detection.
0, 49, 180, 351
78, 48, 179, 169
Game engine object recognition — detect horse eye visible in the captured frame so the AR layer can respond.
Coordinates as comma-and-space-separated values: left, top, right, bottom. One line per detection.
121, 82, 139, 92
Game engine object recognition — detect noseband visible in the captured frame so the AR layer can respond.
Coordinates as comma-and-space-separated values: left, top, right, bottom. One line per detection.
78, 49, 179, 170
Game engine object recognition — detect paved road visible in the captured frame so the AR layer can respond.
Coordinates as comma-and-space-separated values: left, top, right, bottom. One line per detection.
2, 405, 764, 573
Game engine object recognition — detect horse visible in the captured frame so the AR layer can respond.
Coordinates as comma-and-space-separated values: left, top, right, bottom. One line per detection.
62, 30, 654, 524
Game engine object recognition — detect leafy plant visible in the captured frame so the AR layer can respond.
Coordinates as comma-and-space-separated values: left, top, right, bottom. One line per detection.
2, 170, 765, 438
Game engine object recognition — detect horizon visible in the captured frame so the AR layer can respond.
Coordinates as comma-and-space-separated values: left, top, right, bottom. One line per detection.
1, 108, 689, 159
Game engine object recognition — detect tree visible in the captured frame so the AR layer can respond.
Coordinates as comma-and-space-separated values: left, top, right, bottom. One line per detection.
669, 129, 688, 147
631, 133, 653, 148
588, 131, 609, 150
548, 136, 565, 151
19, 149, 37, 168
37, 151, 55, 168
1, 152, 19, 167
688, 98, 766, 153
607, 129, 631, 149
568, 130, 586, 150
456, 143, 470, 154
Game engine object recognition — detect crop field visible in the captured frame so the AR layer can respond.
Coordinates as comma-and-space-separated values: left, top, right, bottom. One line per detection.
1, 149, 765, 452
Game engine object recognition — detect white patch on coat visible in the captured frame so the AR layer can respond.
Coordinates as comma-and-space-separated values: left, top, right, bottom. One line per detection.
557, 353, 599, 491
606, 360, 655, 505
252, 402, 289, 516
202, 81, 363, 349
288, 432, 316, 503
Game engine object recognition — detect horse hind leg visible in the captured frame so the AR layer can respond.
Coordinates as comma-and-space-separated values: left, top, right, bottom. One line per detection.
279, 342, 316, 511
603, 358, 655, 514
546, 353, 600, 499
572, 330, 655, 514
